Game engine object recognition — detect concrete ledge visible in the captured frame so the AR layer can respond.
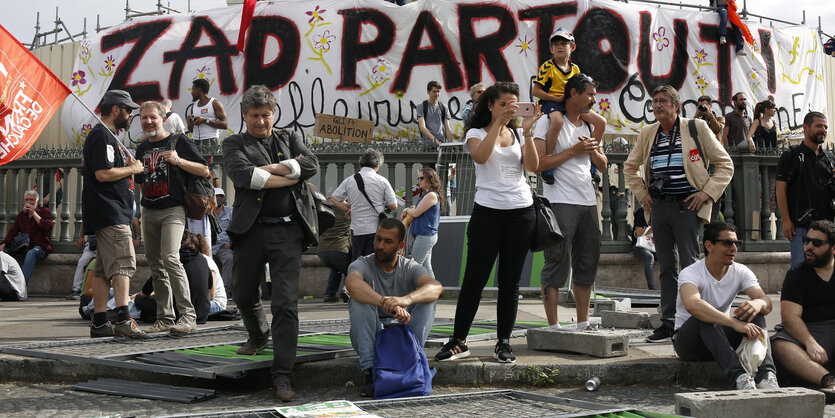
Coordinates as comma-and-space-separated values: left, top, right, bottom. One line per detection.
675, 387, 824, 417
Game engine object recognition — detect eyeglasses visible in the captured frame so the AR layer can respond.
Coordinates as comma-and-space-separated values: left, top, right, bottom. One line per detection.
802, 237, 830, 248
651, 98, 671, 105
417, 176, 425, 181
717, 239, 743, 248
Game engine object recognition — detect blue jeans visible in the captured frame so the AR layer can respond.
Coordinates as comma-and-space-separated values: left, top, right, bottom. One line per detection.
716, 6, 744, 52
349, 299, 436, 371
209, 300, 224, 314
22, 246, 47, 284
411, 234, 438, 278
790, 226, 809, 268
632, 246, 656, 290
318, 251, 351, 297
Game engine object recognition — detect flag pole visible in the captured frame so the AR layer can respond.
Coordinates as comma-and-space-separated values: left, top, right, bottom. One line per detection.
69, 91, 135, 156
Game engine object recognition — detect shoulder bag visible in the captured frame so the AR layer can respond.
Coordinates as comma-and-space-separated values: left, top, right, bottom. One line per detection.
354, 172, 389, 222
169, 135, 215, 220
510, 128, 563, 251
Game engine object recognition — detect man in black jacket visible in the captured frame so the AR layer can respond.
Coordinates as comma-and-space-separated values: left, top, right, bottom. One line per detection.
222, 85, 319, 402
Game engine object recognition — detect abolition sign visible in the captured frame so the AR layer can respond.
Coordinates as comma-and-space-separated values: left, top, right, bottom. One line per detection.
60, 0, 827, 146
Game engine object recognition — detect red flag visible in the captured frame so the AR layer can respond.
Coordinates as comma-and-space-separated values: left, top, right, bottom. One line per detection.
237, 0, 257, 52
0, 24, 71, 166
727, 0, 753, 45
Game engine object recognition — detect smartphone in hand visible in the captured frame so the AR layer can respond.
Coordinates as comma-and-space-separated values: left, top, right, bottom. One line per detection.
514, 102, 536, 117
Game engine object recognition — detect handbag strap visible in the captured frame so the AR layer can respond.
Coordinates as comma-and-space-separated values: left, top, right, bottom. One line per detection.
168, 134, 190, 189
354, 172, 382, 216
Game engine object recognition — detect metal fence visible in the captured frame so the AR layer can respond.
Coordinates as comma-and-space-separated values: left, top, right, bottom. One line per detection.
0, 139, 791, 253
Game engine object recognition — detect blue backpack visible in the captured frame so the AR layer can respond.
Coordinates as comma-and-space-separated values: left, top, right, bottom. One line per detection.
373, 324, 435, 399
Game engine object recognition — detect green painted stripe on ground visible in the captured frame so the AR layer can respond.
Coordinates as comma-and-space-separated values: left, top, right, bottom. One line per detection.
297, 334, 353, 346
174, 345, 274, 361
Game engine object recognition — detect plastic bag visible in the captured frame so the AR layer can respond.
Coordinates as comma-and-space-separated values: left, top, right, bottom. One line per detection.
736, 333, 768, 376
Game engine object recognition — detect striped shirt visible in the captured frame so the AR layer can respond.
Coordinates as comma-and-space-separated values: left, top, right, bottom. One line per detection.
649, 125, 697, 197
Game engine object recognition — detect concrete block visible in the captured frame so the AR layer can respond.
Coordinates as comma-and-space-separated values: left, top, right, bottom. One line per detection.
527, 328, 629, 358
674, 387, 824, 418
600, 310, 652, 329
649, 313, 663, 329
593, 298, 631, 315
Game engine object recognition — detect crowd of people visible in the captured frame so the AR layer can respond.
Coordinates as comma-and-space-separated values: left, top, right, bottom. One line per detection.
3, 17, 835, 404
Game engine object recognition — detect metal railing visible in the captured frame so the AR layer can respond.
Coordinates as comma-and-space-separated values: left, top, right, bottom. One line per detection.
0, 140, 790, 253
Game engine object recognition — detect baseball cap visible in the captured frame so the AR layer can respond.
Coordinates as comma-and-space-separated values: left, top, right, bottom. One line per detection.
100, 90, 139, 109
550, 28, 575, 43
214, 188, 225, 196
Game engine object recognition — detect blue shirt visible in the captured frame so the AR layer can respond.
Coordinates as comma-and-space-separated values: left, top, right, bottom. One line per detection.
211, 206, 234, 254
410, 192, 440, 236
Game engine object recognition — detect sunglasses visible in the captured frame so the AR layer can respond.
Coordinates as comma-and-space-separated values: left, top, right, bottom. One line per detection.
716, 239, 743, 248
418, 176, 425, 181
802, 237, 831, 248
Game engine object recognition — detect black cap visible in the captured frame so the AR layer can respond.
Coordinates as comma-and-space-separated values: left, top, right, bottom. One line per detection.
100, 90, 139, 109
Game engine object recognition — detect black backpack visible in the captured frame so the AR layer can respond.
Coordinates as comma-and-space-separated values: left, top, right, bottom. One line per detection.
421, 100, 447, 121
169, 135, 215, 220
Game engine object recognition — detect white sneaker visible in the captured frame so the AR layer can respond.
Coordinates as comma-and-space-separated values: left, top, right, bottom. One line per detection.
736, 50, 748, 57
719, 36, 727, 45
736, 373, 756, 390
756, 372, 779, 389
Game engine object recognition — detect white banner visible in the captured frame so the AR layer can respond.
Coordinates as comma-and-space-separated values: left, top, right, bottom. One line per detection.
60, 0, 827, 146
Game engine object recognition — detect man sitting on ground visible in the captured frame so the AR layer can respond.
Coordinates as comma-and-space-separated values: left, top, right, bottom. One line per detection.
346, 218, 443, 397
772, 220, 835, 399
673, 221, 778, 390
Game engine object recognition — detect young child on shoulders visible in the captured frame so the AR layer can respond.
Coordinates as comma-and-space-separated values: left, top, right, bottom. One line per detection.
532, 28, 606, 184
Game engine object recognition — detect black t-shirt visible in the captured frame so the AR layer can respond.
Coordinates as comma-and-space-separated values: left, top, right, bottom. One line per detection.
81, 124, 135, 234
253, 135, 296, 218
775, 143, 835, 224
134, 134, 206, 209
781, 262, 835, 323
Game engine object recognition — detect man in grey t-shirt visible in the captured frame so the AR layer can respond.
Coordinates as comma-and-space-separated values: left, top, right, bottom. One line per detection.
346, 219, 443, 397
0, 251, 27, 301
416, 80, 453, 147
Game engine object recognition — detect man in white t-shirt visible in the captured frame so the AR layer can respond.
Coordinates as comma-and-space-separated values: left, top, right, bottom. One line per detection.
161, 99, 186, 134
534, 73, 607, 330
673, 221, 779, 390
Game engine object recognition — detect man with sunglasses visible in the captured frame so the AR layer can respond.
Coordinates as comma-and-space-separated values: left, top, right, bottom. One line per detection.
673, 221, 778, 390
776, 111, 833, 267
772, 220, 835, 400
625, 85, 734, 343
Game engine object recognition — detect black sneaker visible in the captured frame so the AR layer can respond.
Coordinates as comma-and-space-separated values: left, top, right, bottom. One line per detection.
494, 339, 516, 363
90, 322, 115, 338
435, 339, 470, 361
645, 325, 673, 343
360, 368, 374, 397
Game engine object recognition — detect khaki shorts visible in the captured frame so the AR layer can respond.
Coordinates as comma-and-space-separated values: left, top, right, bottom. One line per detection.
94, 224, 136, 280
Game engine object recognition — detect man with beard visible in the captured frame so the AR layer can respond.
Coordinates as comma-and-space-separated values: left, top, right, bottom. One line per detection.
772, 220, 835, 400
345, 218, 443, 397
722, 92, 753, 152
82, 90, 146, 338
534, 73, 606, 330
776, 111, 833, 267
672, 222, 778, 390
134, 101, 210, 335
187, 78, 228, 149
625, 85, 733, 343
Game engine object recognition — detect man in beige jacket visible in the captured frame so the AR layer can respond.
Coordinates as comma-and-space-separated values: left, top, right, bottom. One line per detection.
624, 85, 734, 343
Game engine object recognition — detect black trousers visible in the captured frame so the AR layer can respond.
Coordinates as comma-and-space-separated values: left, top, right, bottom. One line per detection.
233, 222, 304, 383
351, 232, 375, 261
673, 314, 776, 385
0, 272, 21, 301
453, 203, 535, 340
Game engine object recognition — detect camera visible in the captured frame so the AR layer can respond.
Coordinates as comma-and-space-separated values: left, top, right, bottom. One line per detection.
648, 173, 670, 199
698, 104, 708, 112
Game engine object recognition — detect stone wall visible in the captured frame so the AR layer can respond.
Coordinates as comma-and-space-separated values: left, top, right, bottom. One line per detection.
25, 251, 792, 298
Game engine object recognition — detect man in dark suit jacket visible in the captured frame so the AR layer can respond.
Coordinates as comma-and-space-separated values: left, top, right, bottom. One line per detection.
222, 85, 319, 402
